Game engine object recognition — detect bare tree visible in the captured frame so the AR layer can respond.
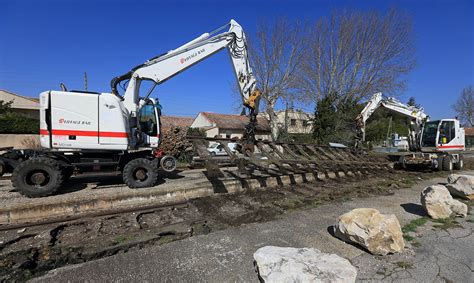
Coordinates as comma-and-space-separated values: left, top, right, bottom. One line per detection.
453, 85, 474, 127
296, 9, 415, 104
248, 18, 305, 140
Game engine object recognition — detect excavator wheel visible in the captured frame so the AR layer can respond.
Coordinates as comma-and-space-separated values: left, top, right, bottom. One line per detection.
123, 158, 159, 188
442, 156, 453, 171
160, 155, 177, 173
12, 158, 64, 198
398, 155, 407, 170
436, 157, 444, 171
454, 155, 464, 170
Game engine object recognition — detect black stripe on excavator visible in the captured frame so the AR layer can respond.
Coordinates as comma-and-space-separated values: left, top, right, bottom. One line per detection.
46, 91, 52, 148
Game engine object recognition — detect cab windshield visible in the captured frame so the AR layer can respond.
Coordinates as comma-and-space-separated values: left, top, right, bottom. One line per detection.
138, 103, 158, 136
421, 120, 440, 147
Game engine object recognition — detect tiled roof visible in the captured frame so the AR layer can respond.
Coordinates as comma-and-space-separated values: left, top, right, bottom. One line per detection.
0, 89, 39, 103
201, 112, 270, 132
161, 115, 194, 129
465, 127, 474, 136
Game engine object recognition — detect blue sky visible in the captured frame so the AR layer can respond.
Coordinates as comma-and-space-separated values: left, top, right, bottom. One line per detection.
1, 0, 472, 119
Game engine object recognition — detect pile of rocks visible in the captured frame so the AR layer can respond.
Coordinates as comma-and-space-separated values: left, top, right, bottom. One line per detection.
252, 173, 473, 282
419, 173, 472, 219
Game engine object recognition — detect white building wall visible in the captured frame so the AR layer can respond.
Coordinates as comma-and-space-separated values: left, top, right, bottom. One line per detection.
205, 127, 220, 138
192, 112, 271, 141
0, 90, 39, 110
0, 90, 40, 119
190, 113, 214, 128
259, 110, 313, 134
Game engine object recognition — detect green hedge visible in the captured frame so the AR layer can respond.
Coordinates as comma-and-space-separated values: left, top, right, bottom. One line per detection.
0, 112, 39, 134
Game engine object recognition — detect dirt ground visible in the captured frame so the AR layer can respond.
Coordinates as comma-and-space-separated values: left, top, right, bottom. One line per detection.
30, 170, 472, 283
0, 165, 459, 282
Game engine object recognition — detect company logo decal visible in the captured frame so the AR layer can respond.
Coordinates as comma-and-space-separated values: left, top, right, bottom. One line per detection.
59, 118, 91, 125
179, 48, 206, 64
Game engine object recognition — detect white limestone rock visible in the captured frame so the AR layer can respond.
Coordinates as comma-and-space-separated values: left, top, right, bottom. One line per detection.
421, 185, 468, 219
333, 208, 405, 256
253, 246, 357, 283
446, 174, 474, 200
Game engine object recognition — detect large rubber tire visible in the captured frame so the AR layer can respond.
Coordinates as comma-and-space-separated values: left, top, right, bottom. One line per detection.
453, 155, 464, 170
12, 158, 64, 198
398, 155, 407, 170
436, 157, 444, 171
123, 158, 159, 188
442, 156, 453, 171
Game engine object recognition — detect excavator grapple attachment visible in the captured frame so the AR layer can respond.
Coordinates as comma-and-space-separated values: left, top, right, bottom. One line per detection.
188, 137, 390, 178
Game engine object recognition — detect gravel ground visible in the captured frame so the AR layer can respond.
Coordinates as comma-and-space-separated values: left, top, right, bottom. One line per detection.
33, 171, 474, 282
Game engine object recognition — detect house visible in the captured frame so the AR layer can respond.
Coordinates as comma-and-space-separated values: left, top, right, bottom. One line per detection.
465, 127, 474, 149
259, 109, 313, 134
0, 89, 39, 119
190, 112, 271, 140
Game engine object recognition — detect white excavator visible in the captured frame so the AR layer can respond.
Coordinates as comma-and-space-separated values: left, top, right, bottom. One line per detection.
355, 92, 465, 170
10, 19, 262, 197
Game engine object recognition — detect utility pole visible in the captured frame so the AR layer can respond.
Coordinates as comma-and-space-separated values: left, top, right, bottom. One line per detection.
84, 72, 88, 91
284, 101, 289, 135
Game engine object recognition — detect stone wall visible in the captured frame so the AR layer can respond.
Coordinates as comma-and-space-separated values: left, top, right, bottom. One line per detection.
0, 134, 40, 149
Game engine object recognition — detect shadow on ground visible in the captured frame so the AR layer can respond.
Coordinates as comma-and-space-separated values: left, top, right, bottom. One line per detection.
326, 225, 371, 254
400, 203, 427, 217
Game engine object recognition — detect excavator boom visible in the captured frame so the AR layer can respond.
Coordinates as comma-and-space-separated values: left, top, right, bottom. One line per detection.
355, 93, 428, 151
111, 20, 260, 119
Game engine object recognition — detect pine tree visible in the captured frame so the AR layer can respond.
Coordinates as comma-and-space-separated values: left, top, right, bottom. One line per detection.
312, 94, 338, 144
407, 97, 419, 107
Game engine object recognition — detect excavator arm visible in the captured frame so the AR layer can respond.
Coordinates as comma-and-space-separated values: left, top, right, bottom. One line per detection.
111, 19, 260, 120
355, 92, 428, 151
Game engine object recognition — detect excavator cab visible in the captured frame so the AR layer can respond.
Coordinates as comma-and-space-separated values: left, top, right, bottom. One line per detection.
421, 119, 465, 152
136, 98, 161, 149
421, 121, 438, 148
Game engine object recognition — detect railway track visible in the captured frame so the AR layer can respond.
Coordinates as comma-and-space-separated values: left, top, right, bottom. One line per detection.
190, 137, 390, 177
0, 201, 190, 232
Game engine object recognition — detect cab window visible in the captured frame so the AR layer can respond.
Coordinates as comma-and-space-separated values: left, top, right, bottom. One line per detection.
138, 104, 157, 136
438, 121, 455, 144
421, 121, 438, 147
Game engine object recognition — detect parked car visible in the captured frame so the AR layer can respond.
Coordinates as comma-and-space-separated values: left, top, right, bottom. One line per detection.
207, 143, 237, 156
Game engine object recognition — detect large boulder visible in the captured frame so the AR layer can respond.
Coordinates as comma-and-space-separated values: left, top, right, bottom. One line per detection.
253, 246, 357, 283
333, 208, 404, 256
446, 174, 474, 200
420, 185, 468, 219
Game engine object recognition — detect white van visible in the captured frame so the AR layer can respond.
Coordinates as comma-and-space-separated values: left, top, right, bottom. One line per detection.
207, 142, 237, 156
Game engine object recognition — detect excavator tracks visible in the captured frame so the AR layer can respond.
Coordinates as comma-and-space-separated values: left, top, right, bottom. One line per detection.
188, 137, 390, 178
